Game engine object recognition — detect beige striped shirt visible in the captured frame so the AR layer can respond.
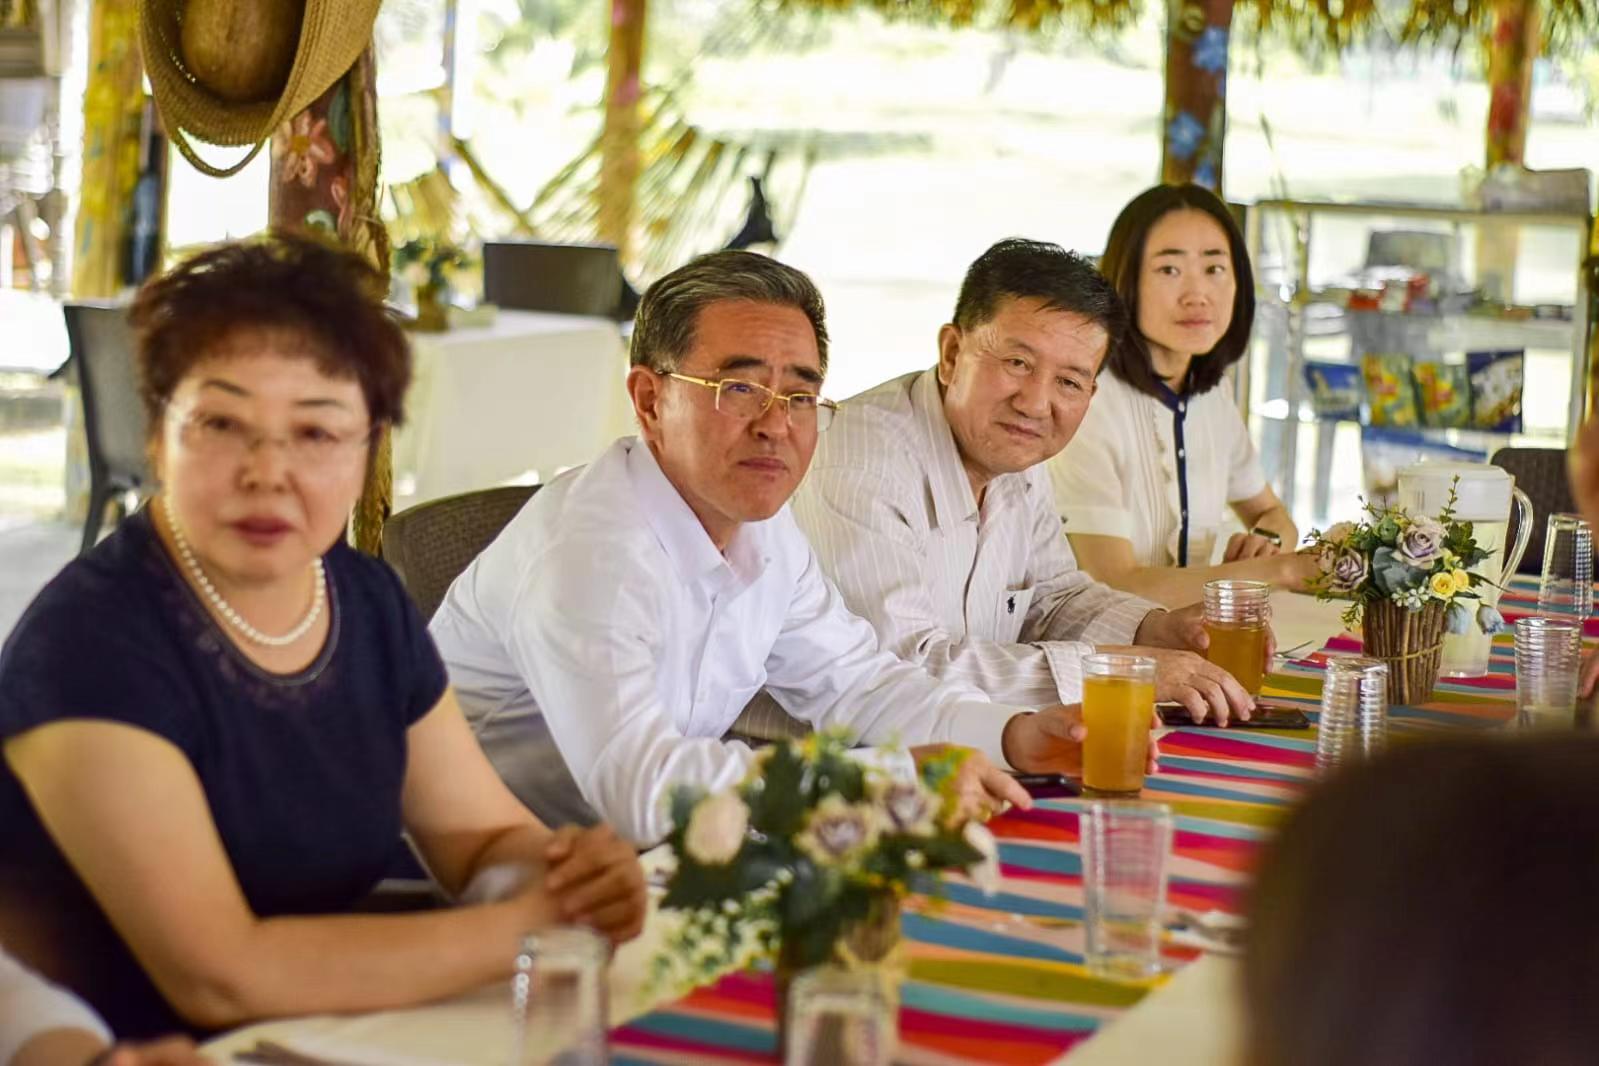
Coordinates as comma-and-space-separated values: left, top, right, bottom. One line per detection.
790, 368, 1158, 706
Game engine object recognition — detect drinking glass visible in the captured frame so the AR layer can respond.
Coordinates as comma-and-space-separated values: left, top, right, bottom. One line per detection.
1538, 513, 1594, 622
1080, 800, 1174, 980
1202, 579, 1272, 695
510, 926, 610, 1066
1081, 653, 1156, 795
1514, 616, 1583, 729
1315, 657, 1389, 775
786, 965, 895, 1066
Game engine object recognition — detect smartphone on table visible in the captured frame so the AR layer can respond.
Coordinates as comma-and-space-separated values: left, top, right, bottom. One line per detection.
1008, 772, 1081, 798
1157, 701, 1310, 730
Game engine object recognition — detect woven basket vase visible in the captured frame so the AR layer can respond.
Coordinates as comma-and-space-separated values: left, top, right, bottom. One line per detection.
1361, 599, 1448, 706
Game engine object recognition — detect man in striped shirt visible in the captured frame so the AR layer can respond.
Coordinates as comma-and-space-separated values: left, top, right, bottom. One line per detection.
788, 239, 1258, 723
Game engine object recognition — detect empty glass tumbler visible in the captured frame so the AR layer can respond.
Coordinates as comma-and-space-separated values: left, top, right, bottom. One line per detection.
1538, 513, 1594, 622
511, 926, 610, 1066
1514, 616, 1583, 729
1080, 800, 1175, 981
1315, 657, 1389, 774
1202, 579, 1272, 696
786, 965, 895, 1066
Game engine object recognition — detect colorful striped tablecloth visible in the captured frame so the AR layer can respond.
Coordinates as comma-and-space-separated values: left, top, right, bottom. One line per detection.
611, 580, 1582, 1065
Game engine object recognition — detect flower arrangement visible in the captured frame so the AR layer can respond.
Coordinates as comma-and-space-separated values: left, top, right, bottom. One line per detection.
391, 236, 471, 293
1306, 481, 1507, 637
651, 730, 999, 995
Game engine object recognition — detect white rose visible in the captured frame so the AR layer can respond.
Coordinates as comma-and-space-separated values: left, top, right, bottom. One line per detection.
963, 821, 1002, 896
683, 791, 749, 865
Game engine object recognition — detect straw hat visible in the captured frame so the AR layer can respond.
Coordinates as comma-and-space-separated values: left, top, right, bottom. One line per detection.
139, 0, 382, 177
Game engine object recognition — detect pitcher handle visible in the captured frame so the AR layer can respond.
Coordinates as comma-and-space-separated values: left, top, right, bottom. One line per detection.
1501, 487, 1534, 582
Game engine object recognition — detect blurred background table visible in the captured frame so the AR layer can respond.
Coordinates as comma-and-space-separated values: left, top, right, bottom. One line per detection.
392, 310, 633, 508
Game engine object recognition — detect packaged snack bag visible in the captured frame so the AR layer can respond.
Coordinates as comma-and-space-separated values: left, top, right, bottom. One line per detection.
1466, 349, 1524, 432
1304, 360, 1364, 422
1361, 352, 1419, 427
1412, 360, 1472, 428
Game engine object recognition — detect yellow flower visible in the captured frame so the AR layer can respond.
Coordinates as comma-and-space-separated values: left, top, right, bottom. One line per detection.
1429, 572, 1456, 600
1451, 569, 1471, 593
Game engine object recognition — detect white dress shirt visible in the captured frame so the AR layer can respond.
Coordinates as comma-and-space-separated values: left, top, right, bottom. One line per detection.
1048, 370, 1267, 568
788, 368, 1157, 708
0, 948, 109, 1066
430, 437, 1026, 845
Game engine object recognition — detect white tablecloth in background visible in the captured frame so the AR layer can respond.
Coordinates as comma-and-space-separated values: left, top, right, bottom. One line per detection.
393, 311, 633, 508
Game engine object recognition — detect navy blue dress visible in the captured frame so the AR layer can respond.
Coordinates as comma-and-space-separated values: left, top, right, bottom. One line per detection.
0, 509, 447, 1037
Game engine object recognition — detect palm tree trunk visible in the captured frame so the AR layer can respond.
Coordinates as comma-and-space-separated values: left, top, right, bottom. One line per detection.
598, 0, 648, 265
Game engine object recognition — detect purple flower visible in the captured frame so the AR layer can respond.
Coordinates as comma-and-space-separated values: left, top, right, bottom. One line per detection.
1167, 111, 1205, 162
880, 781, 936, 836
797, 795, 878, 866
1191, 26, 1229, 74
1327, 549, 1370, 593
1397, 518, 1446, 567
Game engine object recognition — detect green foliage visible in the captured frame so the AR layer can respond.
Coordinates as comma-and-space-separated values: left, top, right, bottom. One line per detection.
651, 729, 997, 996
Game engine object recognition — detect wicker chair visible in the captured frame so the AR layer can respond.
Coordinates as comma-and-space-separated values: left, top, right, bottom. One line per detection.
1491, 446, 1578, 576
380, 484, 540, 622
64, 302, 151, 553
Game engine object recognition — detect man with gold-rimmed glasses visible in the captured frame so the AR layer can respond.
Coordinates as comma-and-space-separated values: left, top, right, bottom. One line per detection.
431, 250, 1131, 846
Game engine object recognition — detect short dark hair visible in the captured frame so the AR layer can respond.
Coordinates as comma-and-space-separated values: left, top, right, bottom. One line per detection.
952, 238, 1127, 358
1099, 184, 1254, 398
630, 250, 828, 375
130, 231, 411, 434
1244, 736, 1599, 1066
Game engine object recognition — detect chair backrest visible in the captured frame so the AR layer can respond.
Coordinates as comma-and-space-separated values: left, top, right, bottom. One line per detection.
1491, 446, 1577, 576
63, 302, 150, 492
482, 240, 626, 319
381, 484, 540, 622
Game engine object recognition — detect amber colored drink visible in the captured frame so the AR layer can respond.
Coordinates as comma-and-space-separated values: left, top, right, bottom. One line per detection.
1205, 620, 1268, 695
1082, 675, 1155, 795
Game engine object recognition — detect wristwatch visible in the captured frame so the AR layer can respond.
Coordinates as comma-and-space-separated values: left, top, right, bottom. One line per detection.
1250, 526, 1283, 547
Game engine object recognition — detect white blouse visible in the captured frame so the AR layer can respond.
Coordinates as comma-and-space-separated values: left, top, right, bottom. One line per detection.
1048, 370, 1267, 568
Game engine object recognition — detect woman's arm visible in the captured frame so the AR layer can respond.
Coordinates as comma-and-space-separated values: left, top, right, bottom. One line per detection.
2, 716, 592, 1030
1068, 531, 1319, 608
1230, 487, 1299, 558
400, 691, 645, 942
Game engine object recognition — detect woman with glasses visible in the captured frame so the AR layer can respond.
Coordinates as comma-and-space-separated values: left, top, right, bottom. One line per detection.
0, 234, 645, 1037
1047, 184, 1319, 607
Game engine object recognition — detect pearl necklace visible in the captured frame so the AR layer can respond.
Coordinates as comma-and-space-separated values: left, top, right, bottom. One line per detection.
162, 498, 326, 647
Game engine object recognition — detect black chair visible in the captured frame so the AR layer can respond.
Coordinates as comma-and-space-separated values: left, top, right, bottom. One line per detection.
63, 302, 150, 554
481, 240, 636, 322
1491, 446, 1580, 576
380, 484, 540, 622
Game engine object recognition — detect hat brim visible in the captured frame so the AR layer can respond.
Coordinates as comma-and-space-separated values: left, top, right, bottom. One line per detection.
141, 0, 382, 150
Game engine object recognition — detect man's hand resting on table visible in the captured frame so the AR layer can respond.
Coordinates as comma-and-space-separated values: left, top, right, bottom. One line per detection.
908, 745, 1031, 822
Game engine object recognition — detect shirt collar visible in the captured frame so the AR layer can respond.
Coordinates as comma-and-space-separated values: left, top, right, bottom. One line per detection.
910, 368, 981, 529
1153, 378, 1190, 416
624, 439, 765, 591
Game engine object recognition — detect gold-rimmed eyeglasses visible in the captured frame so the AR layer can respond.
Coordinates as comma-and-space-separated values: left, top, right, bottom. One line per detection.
665, 373, 839, 432
168, 407, 376, 469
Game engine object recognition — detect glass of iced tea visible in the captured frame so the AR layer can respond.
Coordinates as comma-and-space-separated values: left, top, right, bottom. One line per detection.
1202, 579, 1271, 696
1081, 653, 1157, 796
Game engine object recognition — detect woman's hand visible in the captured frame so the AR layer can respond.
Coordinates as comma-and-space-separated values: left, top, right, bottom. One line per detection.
909, 745, 1030, 821
541, 825, 647, 945
1224, 531, 1282, 561
1000, 705, 1162, 777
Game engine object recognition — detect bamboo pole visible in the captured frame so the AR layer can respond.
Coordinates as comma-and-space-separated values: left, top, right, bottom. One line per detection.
1475, 0, 1541, 306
